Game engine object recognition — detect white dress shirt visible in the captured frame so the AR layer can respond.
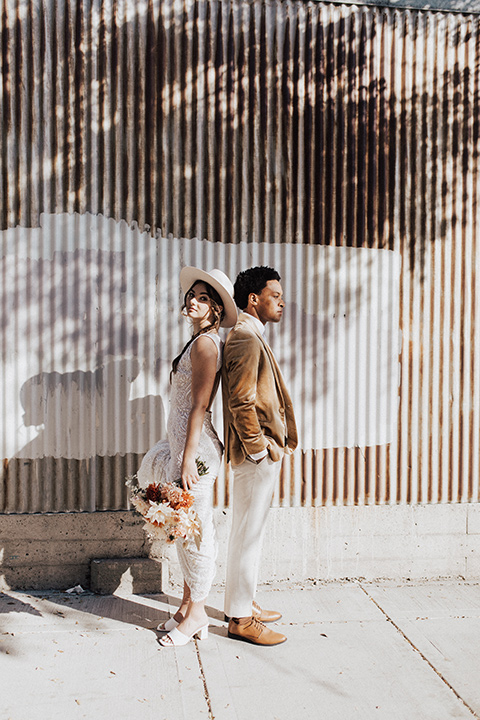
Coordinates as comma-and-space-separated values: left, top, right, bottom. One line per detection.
245, 314, 269, 463
248, 314, 266, 336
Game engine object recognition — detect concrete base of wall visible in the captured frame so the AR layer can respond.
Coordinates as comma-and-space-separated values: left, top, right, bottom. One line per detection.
90, 557, 165, 594
0, 511, 149, 591
1, 503, 480, 591
154, 503, 480, 593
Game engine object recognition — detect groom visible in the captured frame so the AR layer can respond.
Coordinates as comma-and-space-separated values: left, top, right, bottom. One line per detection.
222, 266, 297, 645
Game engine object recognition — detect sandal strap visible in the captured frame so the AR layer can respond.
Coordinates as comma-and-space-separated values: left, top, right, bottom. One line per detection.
162, 627, 189, 645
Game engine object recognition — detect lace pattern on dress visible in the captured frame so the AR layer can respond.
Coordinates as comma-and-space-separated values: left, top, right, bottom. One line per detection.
137, 331, 223, 602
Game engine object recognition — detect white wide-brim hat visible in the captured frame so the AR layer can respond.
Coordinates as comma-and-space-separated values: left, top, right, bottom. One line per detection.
179, 267, 238, 328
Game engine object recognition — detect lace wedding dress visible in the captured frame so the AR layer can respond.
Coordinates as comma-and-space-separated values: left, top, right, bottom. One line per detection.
137, 332, 223, 602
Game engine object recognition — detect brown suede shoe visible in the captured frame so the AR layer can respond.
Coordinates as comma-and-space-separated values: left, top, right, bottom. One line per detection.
228, 616, 287, 646
224, 602, 282, 624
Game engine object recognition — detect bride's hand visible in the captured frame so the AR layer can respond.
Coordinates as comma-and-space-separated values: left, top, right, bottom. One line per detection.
180, 457, 199, 491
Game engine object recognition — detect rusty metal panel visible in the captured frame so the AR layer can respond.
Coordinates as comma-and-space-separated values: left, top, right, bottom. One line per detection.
0, 0, 479, 512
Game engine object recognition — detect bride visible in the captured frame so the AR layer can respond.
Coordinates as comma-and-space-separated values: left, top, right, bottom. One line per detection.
137, 267, 237, 647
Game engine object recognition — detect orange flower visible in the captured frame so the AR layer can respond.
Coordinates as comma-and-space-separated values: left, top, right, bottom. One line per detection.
168, 491, 194, 511
159, 483, 194, 510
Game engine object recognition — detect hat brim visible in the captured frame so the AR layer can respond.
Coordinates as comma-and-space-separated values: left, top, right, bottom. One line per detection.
179, 267, 238, 328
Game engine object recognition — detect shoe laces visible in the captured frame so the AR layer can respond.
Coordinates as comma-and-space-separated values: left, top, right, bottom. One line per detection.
246, 615, 266, 632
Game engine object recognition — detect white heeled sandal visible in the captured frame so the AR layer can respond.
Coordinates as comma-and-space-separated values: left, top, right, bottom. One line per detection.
159, 624, 209, 647
157, 617, 179, 632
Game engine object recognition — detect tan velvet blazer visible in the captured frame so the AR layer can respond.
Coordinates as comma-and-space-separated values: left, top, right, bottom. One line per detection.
222, 312, 298, 466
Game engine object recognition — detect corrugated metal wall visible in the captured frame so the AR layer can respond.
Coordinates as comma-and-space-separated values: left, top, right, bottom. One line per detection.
1, 0, 479, 512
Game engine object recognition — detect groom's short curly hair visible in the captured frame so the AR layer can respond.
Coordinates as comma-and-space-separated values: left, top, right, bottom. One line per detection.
234, 266, 281, 310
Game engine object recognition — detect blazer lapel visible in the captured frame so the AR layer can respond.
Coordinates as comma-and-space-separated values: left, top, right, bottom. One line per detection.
238, 313, 290, 407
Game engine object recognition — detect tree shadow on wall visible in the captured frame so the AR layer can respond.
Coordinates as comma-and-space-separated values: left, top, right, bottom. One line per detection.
16, 359, 165, 460
3, 360, 166, 513
2, 1, 478, 275
0, 237, 172, 513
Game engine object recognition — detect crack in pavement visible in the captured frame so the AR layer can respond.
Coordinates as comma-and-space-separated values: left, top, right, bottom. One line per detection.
358, 582, 480, 719
194, 637, 215, 720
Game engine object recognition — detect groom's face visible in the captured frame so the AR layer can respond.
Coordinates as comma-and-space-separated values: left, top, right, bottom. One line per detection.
252, 280, 285, 324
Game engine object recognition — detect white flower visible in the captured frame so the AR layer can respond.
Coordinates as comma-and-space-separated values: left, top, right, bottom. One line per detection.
145, 501, 175, 526
131, 496, 150, 516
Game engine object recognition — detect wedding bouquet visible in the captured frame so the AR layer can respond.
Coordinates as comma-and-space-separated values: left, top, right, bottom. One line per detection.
126, 459, 208, 549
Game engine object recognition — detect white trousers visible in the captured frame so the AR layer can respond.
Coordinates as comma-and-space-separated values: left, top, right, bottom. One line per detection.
224, 456, 281, 618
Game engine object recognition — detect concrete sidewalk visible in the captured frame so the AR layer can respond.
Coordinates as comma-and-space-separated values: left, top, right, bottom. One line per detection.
1, 580, 480, 720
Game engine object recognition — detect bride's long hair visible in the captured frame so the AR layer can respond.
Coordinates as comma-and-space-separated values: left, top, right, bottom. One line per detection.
171, 281, 225, 377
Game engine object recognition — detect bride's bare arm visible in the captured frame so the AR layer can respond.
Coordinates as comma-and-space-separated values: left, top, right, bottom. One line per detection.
180, 336, 219, 490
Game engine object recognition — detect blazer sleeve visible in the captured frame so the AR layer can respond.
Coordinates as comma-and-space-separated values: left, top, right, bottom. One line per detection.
223, 333, 269, 457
